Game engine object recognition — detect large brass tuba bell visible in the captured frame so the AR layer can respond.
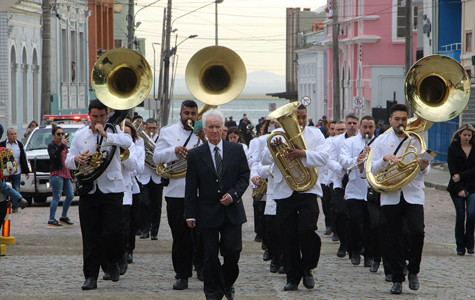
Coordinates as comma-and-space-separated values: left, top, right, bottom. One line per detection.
156, 46, 247, 179
267, 102, 318, 192
366, 55, 471, 193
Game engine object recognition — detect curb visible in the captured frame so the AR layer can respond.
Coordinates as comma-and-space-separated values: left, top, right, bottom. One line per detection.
424, 181, 447, 191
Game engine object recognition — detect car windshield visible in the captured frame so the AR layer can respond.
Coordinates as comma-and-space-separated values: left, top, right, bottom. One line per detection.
26, 128, 79, 150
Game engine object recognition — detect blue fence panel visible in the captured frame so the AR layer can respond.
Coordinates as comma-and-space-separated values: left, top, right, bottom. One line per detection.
427, 118, 458, 163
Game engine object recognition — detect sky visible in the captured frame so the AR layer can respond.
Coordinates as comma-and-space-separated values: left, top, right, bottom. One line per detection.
135, 0, 327, 77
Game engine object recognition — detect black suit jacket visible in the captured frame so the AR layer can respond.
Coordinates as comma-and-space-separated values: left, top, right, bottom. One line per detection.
447, 140, 475, 194
185, 140, 250, 228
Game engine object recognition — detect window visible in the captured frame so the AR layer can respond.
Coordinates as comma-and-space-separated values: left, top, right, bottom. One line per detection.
396, 1, 418, 38
466, 32, 472, 52
115, 39, 122, 48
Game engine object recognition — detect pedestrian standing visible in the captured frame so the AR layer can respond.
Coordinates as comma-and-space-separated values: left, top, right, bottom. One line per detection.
447, 123, 475, 255
47, 125, 74, 228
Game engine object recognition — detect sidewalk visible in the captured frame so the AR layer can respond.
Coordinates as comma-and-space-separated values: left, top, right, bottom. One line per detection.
424, 163, 449, 191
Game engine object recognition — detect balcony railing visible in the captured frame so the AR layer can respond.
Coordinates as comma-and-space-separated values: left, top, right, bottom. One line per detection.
438, 43, 461, 61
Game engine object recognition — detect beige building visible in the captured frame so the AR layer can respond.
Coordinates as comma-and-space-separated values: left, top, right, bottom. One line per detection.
461, 0, 475, 79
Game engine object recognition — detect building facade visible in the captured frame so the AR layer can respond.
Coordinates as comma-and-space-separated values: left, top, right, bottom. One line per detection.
1, 0, 42, 134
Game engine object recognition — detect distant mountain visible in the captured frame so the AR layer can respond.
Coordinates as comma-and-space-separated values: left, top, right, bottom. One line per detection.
171, 71, 285, 96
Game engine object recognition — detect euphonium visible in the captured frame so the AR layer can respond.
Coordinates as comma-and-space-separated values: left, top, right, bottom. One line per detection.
252, 179, 267, 201
133, 119, 161, 175
366, 55, 471, 193
267, 102, 318, 192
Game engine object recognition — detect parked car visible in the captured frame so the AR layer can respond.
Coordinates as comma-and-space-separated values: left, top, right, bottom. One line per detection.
20, 115, 89, 205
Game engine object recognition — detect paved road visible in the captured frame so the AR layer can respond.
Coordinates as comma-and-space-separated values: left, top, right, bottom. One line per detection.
1, 186, 473, 299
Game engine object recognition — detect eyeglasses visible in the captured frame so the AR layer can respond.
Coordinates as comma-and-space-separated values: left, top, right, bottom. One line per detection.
347, 122, 358, 125
56, 132, 64, 136
147, 127, 157, 130
336, 128, 346, 131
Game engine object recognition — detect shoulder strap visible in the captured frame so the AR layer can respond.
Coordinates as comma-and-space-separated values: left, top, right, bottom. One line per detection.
393, 136, 408, 155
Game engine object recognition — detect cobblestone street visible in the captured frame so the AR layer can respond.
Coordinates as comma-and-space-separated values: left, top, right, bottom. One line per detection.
1, 186, 474, 299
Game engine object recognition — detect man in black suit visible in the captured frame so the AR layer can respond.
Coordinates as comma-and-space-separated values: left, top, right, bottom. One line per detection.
185, 109, 250, 300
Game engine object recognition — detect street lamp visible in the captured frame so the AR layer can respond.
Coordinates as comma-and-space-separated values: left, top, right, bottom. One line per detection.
170, 34, 198, 56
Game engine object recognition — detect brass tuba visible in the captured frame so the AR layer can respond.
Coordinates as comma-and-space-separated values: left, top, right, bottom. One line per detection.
366, 55, 471, 193
156, 46, 247, 179
267, 102, 318, 192
75, 48, 152, 182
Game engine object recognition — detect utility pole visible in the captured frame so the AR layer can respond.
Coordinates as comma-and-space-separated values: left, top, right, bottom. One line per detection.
127, 0, 134, 50
404, 0, 413, 109
332, 0, 340, 121
160, 0, 172, 127
41, 0, 52, 116
156, 8, 167, 121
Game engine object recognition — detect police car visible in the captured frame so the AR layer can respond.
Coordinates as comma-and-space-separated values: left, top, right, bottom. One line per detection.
21, 114, 90, 205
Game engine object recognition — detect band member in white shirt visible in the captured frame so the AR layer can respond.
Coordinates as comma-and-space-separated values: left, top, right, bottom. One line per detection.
320, 120, 337, 236
261, 104, 328, 291
327, 115, 359, 257
65, 99, 132, 290
339, 116, 376, 266
370, 104, 430, 295
153, 100, 206, 290
138, 118, 163, 240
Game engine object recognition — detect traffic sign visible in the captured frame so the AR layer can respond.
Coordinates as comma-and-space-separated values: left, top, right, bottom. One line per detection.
301, 96, 311, 106
352, 96, 364, 109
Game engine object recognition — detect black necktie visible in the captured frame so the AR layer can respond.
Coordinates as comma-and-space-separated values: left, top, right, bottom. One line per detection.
214, 146, 223, 189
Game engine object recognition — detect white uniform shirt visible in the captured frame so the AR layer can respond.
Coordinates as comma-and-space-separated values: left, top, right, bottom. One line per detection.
319, 136, 335, 186
370, 130, 430, 206
258, 163, 276, 215
65, 124, 132, 194
328, 133, 355, 188
153, 122, 200, 198
261, 126, 329, 199
248, 134, 269, 190
131, 138, 145, 195
339, 134, 373, 200
121, 143, 138, 205
138, 134, 162, 185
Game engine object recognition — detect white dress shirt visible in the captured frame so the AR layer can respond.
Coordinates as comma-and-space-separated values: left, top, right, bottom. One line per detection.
258, 163, 276, 215
208, 140, 223, 170
131, 138, 145, 195
339, 134, 372, 200
65, 124, 132, 194
153, 122, 200, 198
138, 134, 162, 185
121, 142, 138, 205
248, 134, 269, 189
370, 130, 430, 206
261, 126, 329, 199
328, 133, 355, 189
319, 136, 335, 186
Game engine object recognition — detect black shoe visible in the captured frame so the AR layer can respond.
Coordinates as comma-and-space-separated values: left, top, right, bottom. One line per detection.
468, 248, 474, 254
278, 265, 285, 274
81, 277, 97, 290
151, 235, 158, 240
390, 282, 402, 294
324, 226, 332, 235
385, 274, 393, 282
284, 283, 298, 291
224, 286, 235, 300
364, 257, 373, 268
408, 273, 419, 290
196, 267, 204, 281
173, 278, 188, 290
103, 272, 111, 280
108, 262, 120, 282
370, 261, 380, 272
337, 246, 347, 258
332, 233, 339, 242
140, 232, 150, 239
263, 249, 271, 261
119, 255, 128, 275
135, 229, 142, 236
19, 198, 28, 209
47, 219, 63, 228
59, 217, 74, 226
127, 253, 133, 264
254, 234, 263, 243
350, 251, 361, 265
270, 260, 280, 273
457, 250, 466, 256
302, 270, 315, 289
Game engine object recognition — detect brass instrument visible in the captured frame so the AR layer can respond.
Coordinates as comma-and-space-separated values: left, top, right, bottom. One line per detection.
133, 118, 161, 175
75, 48, 152, 182
157, 46, 247, 179
347, 134, 369, 172
252, 179, 267, 201
366, 55, 470, 193
267, 102, 318, 192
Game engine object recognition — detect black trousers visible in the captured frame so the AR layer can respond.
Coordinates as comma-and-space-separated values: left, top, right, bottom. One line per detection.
276, 192, 321, 284
367, 193, 392, 275
121, 205, 131, 254
382, 195, 424, 283
253, 199, 266, 237
127, 193, 140, 253
321, 184, 332, 228
201, 218, 242, 300
264, 215, 281, 263
79, 190, 124, 279
166, 197, 194, 279
139, 181, 163, 236
331, 187, 349, 250
346, 199, 372, 257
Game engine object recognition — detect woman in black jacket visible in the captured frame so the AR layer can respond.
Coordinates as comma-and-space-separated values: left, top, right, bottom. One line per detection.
447, 123, 475, 255
47, 125, 74, 228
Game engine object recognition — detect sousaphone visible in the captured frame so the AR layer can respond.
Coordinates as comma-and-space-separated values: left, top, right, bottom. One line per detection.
365, 55, 471, 193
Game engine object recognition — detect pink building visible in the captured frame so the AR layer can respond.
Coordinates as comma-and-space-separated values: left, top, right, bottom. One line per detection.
323, 0, 417, 121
